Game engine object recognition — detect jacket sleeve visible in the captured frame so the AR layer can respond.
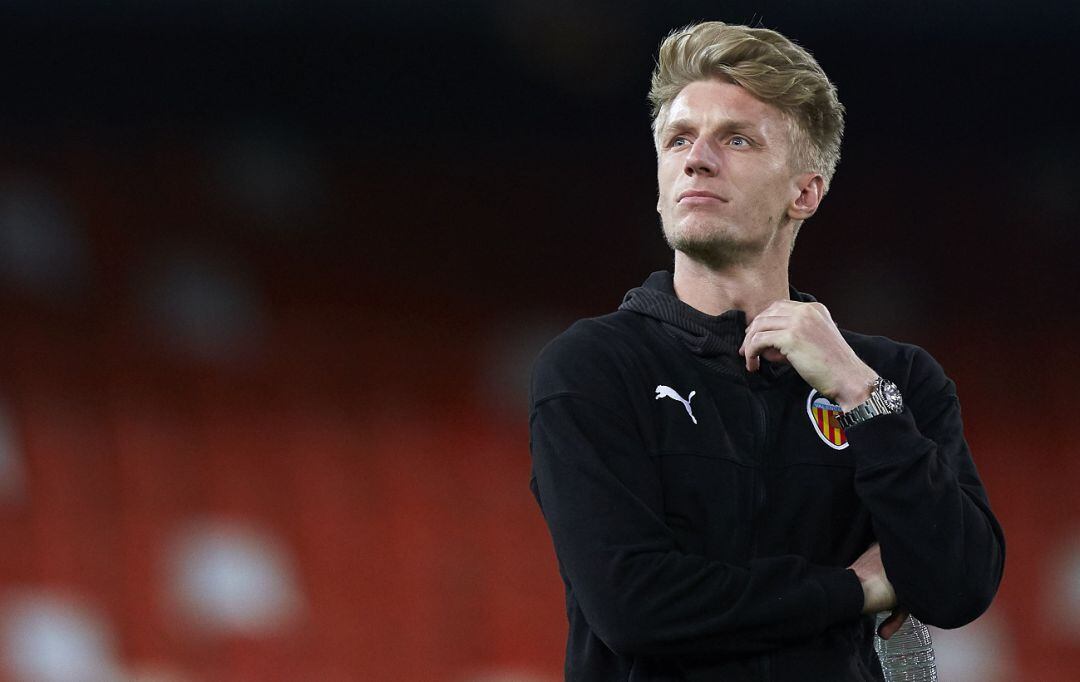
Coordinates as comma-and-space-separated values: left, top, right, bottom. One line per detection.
528, 328, 865, 658
848, 346, 1005, 628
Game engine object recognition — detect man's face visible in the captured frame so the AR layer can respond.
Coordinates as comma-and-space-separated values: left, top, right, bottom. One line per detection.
656, 78, 810, 267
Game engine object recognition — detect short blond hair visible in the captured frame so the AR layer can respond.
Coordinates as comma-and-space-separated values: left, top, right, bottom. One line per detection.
649, 21, 845, 190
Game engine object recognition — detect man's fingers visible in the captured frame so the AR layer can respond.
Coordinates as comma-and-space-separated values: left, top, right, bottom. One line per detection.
741, 330, 787, 372
877, 607, 910, 640
757, 300, 800, 317
742, 315, 791, 353
744, 314, 789, 337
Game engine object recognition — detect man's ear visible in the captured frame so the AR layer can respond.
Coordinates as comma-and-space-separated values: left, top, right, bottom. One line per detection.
788, 173, 825, 221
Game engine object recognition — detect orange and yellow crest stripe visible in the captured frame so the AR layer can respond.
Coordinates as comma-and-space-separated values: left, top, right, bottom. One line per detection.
812, 400, 847, 446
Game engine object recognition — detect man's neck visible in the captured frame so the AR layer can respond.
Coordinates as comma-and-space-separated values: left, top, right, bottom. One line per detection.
671, 250, 790, 324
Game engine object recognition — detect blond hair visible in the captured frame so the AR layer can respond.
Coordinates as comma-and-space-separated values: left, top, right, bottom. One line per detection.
649, 21, 845, 191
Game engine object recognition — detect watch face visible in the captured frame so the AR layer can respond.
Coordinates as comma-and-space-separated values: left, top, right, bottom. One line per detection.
880, 380, 903, 412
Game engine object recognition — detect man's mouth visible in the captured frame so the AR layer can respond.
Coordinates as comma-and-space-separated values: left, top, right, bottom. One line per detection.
678, 190, 726, 203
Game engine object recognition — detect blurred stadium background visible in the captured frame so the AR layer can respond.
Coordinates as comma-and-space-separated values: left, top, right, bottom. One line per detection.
0, 1, 1076, 680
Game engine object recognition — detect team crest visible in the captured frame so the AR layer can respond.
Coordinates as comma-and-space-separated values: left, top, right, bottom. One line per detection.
806, 389, 848, 450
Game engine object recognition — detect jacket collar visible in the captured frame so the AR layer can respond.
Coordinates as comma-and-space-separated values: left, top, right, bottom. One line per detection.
618, 270, 816, 381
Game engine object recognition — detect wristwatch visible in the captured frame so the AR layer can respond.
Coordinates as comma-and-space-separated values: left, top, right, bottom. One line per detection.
837, 376, 903, 429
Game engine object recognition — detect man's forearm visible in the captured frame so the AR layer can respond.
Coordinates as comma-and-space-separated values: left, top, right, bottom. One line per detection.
850, 407, 1004, 627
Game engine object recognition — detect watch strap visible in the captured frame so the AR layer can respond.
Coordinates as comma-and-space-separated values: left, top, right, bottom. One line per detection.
837, 377, 901, 430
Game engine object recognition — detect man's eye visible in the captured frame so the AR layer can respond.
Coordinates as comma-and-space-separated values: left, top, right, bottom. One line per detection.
729, 136, 750, 147
671, 136, 689, 147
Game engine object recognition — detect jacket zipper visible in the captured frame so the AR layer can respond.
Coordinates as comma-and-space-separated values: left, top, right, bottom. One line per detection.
750, 385, 772, 682
749, 386, 770, 553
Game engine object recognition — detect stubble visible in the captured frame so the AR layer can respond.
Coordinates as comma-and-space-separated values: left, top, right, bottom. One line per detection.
661, 211, 790, 270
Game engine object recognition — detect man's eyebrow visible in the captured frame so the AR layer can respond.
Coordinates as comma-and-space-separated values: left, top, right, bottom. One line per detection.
661, 118, 765, 136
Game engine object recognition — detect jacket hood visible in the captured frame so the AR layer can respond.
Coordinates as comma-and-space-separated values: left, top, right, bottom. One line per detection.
617, 270, 817, 381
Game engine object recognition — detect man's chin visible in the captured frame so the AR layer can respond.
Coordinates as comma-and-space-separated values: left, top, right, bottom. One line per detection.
665, 231, 763, 269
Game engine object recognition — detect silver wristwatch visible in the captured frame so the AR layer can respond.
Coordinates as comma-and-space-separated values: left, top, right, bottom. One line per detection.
837, 376, 903, 429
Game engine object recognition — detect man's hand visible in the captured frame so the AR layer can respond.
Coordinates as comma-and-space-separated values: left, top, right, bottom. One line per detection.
849, 542, 901, 623
739, 300, 877, 410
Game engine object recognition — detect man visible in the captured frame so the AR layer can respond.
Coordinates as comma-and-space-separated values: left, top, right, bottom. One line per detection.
528, 21, 1004, 681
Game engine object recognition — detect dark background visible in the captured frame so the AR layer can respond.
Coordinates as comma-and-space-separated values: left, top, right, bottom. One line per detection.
0, 2, 1076, 680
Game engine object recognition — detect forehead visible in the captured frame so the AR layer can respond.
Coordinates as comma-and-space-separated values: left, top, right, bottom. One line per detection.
664, 79, 790, 137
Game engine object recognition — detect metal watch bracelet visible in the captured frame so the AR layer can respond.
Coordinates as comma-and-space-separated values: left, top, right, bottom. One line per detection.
837, 377, 902, 430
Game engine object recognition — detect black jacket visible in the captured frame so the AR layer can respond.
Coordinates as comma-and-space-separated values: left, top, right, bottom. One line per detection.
528, 271, 1004, 681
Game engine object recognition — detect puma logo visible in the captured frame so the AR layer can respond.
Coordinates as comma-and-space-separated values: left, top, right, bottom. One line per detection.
655, 385, 698, 425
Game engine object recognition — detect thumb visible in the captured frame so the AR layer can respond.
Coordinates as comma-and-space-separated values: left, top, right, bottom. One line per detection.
877, 607, 910, 640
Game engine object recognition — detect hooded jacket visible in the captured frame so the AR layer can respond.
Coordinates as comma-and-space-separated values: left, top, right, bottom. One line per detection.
528, 271, 1004, 681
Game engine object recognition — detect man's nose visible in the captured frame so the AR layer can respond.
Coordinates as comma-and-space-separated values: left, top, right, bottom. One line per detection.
684, 138, 720, 177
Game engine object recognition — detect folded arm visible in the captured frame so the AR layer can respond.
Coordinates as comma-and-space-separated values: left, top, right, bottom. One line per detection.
848, 349, 1005, 628
529, 390, 865, 657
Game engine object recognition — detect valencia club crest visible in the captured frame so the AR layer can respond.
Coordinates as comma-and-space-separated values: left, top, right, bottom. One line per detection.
806, 389, 849, 450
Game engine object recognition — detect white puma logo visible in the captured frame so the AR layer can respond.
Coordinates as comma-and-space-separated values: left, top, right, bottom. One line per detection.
655, 385, 698, 424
